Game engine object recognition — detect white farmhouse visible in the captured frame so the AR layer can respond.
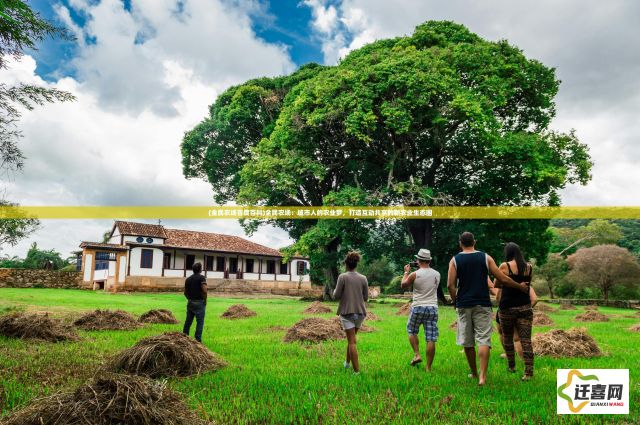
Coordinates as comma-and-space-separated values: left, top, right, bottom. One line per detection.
78, 221, 311, 293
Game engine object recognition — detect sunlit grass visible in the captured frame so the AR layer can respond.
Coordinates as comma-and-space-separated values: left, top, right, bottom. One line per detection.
0, 288, 638, 424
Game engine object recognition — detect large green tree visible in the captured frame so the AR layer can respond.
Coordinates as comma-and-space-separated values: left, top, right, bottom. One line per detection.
182, 21, 592, 289
1, 0, 75, 249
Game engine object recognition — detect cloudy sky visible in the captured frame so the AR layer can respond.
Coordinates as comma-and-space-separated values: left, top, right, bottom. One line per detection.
1, 0, 639, 257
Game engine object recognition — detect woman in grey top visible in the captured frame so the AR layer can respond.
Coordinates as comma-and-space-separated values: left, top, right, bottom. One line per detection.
333, 251, 369, 374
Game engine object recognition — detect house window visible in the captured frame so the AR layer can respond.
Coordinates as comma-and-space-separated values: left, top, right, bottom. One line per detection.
229, 258, 238, 273
140, 249, 153, 269
185, 254, 195, 270
266, 260, 276, 274
279, 261, 287, 275
297, 261, 307, 275
205, 256, 214, 271
163, 253, 171, 269
245, 259, 254, 273
95, 251, 112, 270
216, 256, 225, 272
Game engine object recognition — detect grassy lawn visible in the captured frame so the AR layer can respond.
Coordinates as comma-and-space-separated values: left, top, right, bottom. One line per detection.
0, 288, 638, 424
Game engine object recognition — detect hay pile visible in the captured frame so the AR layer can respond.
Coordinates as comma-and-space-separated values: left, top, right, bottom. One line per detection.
629, 324, 640, 332
106, 332, 226, 378
283, 318, 345, 343
366, 311, 380, 321
575, 310, 609, 322
559, 302, 577, 310
220, 304, 257, 319
396, 303, 411, 316
534, 303, 555, 312
1, 373, 207, 425
0, 313, 79, 342
532, 311, 554, 326
74, 309, 140, 331
533, 328, 602, 358
584, 304, 599, 311
139, 309, 179, 324
303, 301, 332, 314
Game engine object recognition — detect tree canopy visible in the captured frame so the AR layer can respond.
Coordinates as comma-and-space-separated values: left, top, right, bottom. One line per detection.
1, 0, 76, 249
567, 244, 640, 301
182, 21, 592, 288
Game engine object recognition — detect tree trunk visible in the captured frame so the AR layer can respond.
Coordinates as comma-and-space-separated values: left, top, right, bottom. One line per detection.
322, 237, 341, 300
407, 219, 433, 249
548, 282, 554, 299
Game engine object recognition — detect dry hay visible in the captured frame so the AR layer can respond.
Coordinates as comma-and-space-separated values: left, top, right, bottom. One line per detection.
532, 311, 554, 326
303, 301, 332, 314
283, 318, 345, 343
106, 332, 226, 378
139, 309, 179, 324
0, 313, 79, 342
449, 320, 458, 330
534, 303, 555, 312
74, 309, 140, 331
220, 304, 257, 319
575, 310, 609, 322
584, 304, 599, 311
396, 302, 411, 316
532, 328, 602, 358
629, 324, 640, 332
559, 302, 577, 310
366, 311, 380, 321
1, 373, 207, 425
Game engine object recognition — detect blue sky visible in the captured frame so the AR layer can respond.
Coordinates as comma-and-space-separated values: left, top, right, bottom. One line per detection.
2, 0, 639, 257
30, 0, 328, 81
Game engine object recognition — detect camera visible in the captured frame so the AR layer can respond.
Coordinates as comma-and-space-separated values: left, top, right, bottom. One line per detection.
409, 261, 418, 268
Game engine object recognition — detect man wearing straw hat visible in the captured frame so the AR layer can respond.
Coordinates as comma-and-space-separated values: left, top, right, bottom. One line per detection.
401, 248, 441, 371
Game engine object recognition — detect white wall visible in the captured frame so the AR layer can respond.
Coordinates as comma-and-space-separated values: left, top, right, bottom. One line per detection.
122, 235, 165, 244
129, 247, 164, 277
93, 269, 108, 281
118, 259, 126, 283
83, 253, 93, 281
108, 228, 120, 244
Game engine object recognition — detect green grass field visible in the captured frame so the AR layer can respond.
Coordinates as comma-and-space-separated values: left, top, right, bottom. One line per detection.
0, 288, 638, 424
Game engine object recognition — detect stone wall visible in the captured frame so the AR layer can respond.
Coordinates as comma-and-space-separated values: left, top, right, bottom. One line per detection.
546, 298, 639, 309
0, 268, 82, 289
119, 275, 323, 298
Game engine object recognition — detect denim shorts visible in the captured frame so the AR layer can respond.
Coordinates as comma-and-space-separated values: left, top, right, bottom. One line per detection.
340, 313, 365, 330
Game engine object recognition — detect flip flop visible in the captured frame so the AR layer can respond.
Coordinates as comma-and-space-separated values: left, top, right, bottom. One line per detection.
410, 358, 423, 366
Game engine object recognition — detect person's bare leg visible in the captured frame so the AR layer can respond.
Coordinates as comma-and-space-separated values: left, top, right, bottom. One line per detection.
426, 341, 436, 371
409, 335, 421, 363
345, 343, 351, 365
464, 347, 478, 378
346, 328, 359, 372
478, 345, 490, 386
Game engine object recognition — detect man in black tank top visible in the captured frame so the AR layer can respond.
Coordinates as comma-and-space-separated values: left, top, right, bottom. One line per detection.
447, 232, 528, 386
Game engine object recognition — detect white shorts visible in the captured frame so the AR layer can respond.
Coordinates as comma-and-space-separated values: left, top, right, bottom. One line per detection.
339, 313, 365, 330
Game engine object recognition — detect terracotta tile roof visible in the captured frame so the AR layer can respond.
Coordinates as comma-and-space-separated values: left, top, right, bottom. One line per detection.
114, 221, 167, 238
163, 228, 283, 257
79, 241, 128, 251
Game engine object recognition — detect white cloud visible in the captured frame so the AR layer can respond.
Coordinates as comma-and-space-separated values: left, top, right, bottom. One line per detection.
0, 0, 296, 256
305, 0, 640, 207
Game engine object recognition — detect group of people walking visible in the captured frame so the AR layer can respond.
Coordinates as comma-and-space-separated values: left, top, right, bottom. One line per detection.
333, 231, 536, 385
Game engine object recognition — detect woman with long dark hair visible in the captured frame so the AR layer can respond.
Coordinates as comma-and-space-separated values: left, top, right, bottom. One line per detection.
495, 242, 535, 381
